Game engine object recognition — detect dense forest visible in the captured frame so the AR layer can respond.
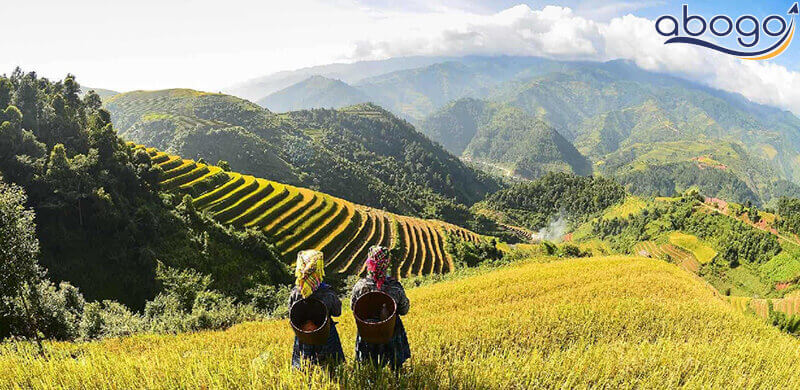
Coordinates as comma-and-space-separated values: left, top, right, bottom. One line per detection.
777, 197, 800, 236
613, 162, 761, 205
0, 71, 292, 341
477, 172, 626, 231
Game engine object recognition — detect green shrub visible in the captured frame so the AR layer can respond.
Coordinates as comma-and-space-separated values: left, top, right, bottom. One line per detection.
447, 234, 502, 268
558, 243, 591, 258
80, 301, 144, 339
246, 284, 292, 318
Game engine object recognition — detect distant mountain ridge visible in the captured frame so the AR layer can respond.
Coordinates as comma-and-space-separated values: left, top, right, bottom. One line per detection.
257, 75, 369, 112
224, 56, 452, 101
80, 86, 120, 99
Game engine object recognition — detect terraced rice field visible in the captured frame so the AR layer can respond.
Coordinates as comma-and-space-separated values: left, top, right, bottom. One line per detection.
727, 296, 800, 319
632, 241, 700, 273
632, 241, 667, 259
133, 144, 483, 278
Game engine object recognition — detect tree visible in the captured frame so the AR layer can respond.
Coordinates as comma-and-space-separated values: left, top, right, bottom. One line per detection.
0, 179, 44, 352
0, 78, 12, 108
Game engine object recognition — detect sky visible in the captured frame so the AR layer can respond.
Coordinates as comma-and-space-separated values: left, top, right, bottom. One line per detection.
3, 0, 800, 114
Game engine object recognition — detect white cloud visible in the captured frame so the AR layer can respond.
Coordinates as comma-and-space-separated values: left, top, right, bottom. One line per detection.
349, 4, 800, 115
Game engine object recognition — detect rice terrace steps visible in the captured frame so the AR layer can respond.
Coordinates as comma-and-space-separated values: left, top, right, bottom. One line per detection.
132, 143, 484, 278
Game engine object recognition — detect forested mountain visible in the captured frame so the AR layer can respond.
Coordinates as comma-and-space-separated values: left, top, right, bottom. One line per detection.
0, 71, 289, 310
352, 57, 558, 122
243, 56, 800, 204
104, 90, 501, 225
420, 98, 591, 179
258, 75, 369, 112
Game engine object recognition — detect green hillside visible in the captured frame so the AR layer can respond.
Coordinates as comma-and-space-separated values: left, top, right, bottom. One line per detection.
421, 98, 591, 179
104, 91, 501, 227
476, 172, 627, 231
6, 256, 800, 388
257, 75, 370, 112
0, 72, 289, 309
579, 192, 800, 299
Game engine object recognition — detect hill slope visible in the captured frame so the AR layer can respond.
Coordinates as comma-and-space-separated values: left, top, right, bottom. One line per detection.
138, 144, 485, 278
573, 192, 800, 299
257, 75, 370, 112
421, 98, 591, 179
5, 256, 799, 387
104, 91, 500, 224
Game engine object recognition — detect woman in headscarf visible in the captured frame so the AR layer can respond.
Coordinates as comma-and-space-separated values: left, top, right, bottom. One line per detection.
350, 246, 411, 371
288, 250, 344, 369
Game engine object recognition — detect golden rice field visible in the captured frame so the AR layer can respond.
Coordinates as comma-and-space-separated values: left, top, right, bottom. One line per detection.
134, 144, 483, 279
668, 232, 718, 264
3, 256, 800, 389
602, 196, 647, 219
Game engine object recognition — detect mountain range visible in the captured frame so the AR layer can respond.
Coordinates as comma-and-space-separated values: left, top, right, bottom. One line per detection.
233, 56, 800, 204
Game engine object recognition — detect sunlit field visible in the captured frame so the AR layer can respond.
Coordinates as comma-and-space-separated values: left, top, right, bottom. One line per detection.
3, 256, 800, 389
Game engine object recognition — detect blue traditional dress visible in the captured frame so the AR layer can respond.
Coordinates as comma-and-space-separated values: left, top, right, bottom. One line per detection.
288, 283, 345, 368
351, 277, 411, 370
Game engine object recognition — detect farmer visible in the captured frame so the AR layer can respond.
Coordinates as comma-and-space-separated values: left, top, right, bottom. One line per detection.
350, 246, 411, 370
288, 249, 345, 369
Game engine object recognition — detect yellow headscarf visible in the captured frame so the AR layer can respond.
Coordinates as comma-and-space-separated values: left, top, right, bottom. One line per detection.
295, 250, 325, 298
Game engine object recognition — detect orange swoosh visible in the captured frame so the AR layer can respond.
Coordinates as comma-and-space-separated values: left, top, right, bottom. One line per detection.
742, 25, 794, 60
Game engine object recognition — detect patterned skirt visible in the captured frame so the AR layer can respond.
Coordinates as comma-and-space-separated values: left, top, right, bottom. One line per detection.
291, 321, 345, 368
354, 316, 411, 370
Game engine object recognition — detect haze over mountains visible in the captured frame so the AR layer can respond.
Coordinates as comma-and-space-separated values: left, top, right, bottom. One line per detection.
224, 56, 453, 102
227, 56, 800, 205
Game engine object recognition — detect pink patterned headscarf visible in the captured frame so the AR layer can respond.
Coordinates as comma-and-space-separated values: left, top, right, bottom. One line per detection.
365, 246, 391, 289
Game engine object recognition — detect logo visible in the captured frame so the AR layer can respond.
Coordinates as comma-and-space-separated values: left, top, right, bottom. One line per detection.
655, 3, 798, 60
